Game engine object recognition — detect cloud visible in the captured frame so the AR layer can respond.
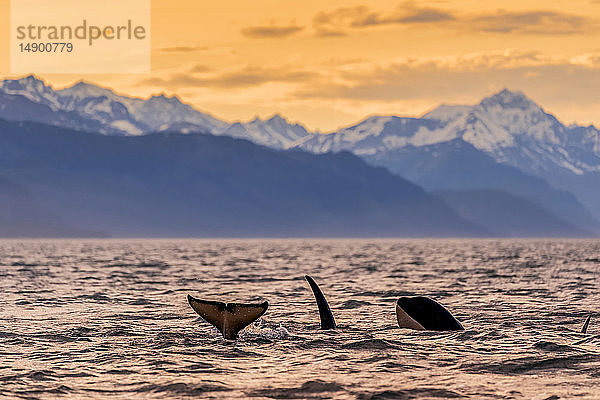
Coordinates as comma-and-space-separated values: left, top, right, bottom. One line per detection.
312, 4, 595, 36
241, 24, 304, 38
290, 52, 600, 106
158, 45, 209, 53
137, 49, 600, 126
468, 10, 591, 34
140, 65, 319, 89
190, 64, 212, 73
313, 4, 454, 35
156, 45, 234, 57
314, 28, 347, 37
137, 50, 600, 130
570, 52, 600, 68
141, 50, 600, 98
401, 8, 454, 23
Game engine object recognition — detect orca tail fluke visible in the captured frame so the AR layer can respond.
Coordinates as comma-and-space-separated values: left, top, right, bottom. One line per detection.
581, 314, 592, 334
304, 275, 336, 330
187, 294, 268, 340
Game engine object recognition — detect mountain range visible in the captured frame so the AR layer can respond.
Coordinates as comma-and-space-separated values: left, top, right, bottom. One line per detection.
0, 119, 487, 237
1, 75, 599, 237
0, 76, 308, 148
296, 90, 600, 227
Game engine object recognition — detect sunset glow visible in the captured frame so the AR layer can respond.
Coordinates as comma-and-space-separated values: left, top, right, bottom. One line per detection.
2, 0, 600, 130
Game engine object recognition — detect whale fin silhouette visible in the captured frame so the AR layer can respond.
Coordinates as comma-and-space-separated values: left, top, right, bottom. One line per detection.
581, 314, 592, 334
396, 296, 464, 331
304, 275, 336, 330
187, 294, 268, 339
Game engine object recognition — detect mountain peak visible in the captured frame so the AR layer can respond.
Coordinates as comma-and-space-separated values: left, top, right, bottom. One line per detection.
0, 74, 61, 109
72, 80, 91, 87
59, 80, 118, 100
246, 114, 289, 125
1, 74, 49, 91
480, 88, 539, 111
267, 114, 287, 123
20, 74, 44, 83
149, 92, 182, 105
70, 80, 104, 91
14, 74, 45, 84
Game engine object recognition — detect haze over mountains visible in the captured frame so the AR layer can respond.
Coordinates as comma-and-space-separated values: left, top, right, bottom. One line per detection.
1, 75, 599, 237
0, 119, 485, 237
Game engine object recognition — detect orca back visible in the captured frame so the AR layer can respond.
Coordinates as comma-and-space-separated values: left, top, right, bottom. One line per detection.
396, 296, 464, 331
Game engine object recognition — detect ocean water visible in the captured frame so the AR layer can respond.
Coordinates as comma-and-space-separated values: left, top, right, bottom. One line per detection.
1, 239, 599, 399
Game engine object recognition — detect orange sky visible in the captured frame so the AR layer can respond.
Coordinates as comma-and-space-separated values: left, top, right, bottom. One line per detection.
2, 0, 600, 131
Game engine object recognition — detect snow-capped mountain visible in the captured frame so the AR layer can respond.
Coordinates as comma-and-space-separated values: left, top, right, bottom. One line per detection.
0, 75, 315, 147
297, 89, 600, 223
3, 75, 600, 222
3, 76, 598, 176
0, 75, 62, 110
0, 75, 227, 136
297, 115, 444, 155
58, 81, 227, 134
219, 114, 312, 149
300, 89, 600, 176
430, 90, 600, 176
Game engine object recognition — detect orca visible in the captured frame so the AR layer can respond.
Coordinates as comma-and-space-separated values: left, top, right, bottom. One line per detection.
304, 275, 336, 330
188, 281, 466, 339
581, 314, 592, 334
187, 294, 268, 339
396, 296, 464, 331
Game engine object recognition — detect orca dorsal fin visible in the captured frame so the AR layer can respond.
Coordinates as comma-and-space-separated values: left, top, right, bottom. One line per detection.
581, 314, 592, 334
187, 294, 268, 339
304, 275, 336, 330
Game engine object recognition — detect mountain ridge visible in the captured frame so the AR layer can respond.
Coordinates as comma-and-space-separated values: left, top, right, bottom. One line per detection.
2, 75, 600, 231
4, 76, 600, 171
0, 118, 487, 237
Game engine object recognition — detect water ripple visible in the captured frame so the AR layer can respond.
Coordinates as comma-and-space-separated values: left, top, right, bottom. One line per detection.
1, 239, 599, 398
